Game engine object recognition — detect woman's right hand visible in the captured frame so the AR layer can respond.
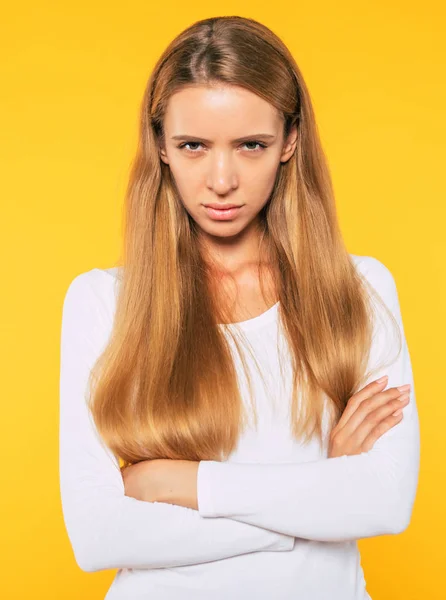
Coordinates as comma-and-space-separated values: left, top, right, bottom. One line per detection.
328, 376, 411, 458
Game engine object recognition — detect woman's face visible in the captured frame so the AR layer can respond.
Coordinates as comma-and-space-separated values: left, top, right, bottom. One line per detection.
159, 84, 297, 240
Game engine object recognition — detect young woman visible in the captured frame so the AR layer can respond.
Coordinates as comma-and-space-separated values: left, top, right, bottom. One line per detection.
59, 15, 420, 600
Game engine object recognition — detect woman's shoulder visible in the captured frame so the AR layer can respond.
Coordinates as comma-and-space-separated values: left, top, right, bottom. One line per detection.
350, 252, 391, 275
349, 253, 399, 308
62, 265, 122, 324
64, 265, 121, 294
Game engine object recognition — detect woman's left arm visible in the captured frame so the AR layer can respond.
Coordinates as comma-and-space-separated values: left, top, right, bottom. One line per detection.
122, 458, 199, 511
163, 257, 421, 543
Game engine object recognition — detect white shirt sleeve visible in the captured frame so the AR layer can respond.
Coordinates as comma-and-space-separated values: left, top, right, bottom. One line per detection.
196, 256, 420, 543
59, 270, 295, 573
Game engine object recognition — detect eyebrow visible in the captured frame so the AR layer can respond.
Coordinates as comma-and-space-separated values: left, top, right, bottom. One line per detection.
171, 133, 276, 143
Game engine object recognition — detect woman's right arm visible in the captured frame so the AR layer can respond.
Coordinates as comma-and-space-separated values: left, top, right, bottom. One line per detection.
59, 270, 294, 573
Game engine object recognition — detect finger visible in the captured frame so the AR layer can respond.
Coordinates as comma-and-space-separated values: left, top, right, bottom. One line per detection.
361, 411, 405, 452
370, 392, 410, 422
348, 386, 409, 427
337, 377, 389, 429
345, 391, 409, 448
339, 376, 410, 431
338, 386, 409, 443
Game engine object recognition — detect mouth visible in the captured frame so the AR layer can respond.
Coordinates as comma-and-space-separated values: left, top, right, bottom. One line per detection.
202, 204, 244, 221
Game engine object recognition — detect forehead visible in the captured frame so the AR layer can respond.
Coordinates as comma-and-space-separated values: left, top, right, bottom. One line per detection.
163, 84, 282, 136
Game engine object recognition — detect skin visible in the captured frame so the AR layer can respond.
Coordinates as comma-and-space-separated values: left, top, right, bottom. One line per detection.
159, 83, 297, 271
122, 83, 298, 509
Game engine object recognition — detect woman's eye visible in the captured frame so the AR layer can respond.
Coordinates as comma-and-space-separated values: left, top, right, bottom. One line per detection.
180, 142, 202, 152
243, 141, 266, 152
178, 141, 267, 154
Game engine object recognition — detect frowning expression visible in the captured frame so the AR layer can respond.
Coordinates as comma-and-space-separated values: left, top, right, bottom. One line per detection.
159, 83, 297, 238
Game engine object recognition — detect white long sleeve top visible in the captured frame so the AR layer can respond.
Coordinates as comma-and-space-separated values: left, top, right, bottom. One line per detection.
59, 254, 420, 600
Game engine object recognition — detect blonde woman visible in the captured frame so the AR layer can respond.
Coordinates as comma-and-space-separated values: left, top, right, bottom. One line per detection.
59, 15, 420, 600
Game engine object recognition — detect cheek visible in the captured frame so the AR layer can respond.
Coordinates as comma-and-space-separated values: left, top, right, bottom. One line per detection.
168, 154, 281, 202
169, 163, 202, 205
244, 162, 280, 197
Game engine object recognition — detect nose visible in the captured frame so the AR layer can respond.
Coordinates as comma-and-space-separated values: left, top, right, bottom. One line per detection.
206, 151, 238, 195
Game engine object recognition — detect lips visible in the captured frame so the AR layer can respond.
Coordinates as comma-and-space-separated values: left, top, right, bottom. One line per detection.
203, 205, 243, 221
204, 204, 242, 209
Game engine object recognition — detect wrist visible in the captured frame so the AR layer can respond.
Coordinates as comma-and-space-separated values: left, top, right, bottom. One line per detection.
159, 460, 200, 510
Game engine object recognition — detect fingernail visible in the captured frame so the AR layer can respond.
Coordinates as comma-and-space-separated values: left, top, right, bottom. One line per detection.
397, 384, 411, 392
376, 375, 388, 383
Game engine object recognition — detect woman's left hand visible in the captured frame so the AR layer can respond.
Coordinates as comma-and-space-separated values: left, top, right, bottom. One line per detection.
121, 459, 200, 510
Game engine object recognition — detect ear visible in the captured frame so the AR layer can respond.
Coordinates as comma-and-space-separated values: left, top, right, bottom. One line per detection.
159, 141, 170, 165
280, 123, 298, 164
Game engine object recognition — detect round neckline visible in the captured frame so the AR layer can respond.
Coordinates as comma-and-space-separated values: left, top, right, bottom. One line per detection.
218, 300, 280, 332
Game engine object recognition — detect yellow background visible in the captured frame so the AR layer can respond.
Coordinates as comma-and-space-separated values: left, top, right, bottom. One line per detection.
1, 1, 444, 598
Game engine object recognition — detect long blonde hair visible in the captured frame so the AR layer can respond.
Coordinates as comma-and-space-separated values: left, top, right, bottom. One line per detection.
88, 16, 400, 468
